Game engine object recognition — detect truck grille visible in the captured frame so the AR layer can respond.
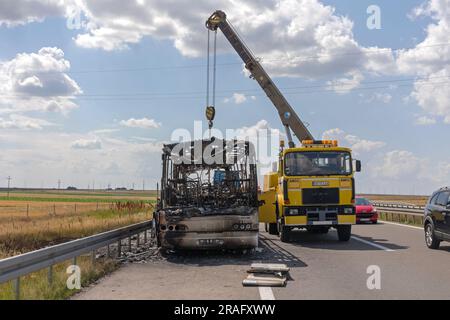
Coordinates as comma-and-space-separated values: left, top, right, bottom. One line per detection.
302, 188, 339, 205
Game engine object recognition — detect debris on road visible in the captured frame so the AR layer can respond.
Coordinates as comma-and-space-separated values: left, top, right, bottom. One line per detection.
242, 263, 289, 287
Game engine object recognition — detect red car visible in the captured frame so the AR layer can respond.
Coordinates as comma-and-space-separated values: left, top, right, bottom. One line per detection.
355, 197, 378, 224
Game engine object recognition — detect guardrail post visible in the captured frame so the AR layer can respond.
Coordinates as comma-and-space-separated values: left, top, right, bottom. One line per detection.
107, 244, 111, 258
13, 277, 20, 300
91, 250, 96, 265
128, 236, 132, 252
48, 265, 53, 286
137, 233, 140, 247
73, 256, 77, 266
144, 230, 147, 243
118, 240, 122, 257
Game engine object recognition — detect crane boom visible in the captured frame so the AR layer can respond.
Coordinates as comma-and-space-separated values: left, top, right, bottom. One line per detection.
206, 10, 314, 147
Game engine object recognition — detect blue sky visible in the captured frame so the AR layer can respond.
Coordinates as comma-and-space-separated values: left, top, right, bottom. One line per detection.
0, 0, 449, 194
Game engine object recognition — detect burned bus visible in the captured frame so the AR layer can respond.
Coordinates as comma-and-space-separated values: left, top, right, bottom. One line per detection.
154, 138, 259, 250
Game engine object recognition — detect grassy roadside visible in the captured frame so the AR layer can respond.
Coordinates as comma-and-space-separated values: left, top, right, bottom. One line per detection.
0, 255, 119, 300
378, 211, 424, 227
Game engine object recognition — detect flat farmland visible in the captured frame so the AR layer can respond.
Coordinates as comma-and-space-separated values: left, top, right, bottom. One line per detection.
361, 194, 429, 206
0, 189, 156, 258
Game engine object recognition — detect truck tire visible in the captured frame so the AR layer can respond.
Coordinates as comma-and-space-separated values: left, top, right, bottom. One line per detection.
268, 223, 279, 235
337, 225, 351, 241
279, 222, 291, 243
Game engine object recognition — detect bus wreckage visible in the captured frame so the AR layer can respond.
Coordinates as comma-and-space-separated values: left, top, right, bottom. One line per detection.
155, 138, 259, 250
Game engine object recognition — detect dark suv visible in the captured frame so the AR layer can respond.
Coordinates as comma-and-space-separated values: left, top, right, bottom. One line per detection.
424, 187, 450, 249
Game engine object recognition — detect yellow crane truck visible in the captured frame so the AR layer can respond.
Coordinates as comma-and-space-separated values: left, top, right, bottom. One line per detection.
206, 10, 361, 242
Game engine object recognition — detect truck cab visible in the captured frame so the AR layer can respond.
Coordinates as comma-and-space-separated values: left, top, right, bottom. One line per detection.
259, 140, 361, 242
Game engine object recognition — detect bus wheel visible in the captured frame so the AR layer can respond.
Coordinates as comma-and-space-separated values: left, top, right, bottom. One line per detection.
337, 225, 352, 241
268, 223, 279, 235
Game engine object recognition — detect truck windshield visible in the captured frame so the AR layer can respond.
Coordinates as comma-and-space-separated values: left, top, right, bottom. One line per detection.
284, 151, 352, 176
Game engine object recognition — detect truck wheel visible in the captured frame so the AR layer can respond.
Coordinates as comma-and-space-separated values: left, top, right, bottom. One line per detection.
279, 222, 291, 243
268, 223, 279, 235
337, 225, 352, 241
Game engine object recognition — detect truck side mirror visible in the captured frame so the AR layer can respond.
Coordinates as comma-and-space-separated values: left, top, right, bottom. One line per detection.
355, 160, 362, 172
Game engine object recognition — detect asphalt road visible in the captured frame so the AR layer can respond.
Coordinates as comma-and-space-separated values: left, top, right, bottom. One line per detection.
74, 221, 450, 300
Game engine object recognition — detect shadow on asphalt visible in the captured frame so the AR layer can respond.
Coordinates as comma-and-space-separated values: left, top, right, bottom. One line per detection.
162, 235, 307, 269
284, 229, 409, 251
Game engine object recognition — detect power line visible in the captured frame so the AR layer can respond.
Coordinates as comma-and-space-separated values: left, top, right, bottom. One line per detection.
3, 42, 450, 75
1, 78, 449, 102
1, 75, 450, 100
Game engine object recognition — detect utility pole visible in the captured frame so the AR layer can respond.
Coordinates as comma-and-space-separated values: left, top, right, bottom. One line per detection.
6, 176, 11, 199
58, 179, 61, 190
142, 179, 145, 191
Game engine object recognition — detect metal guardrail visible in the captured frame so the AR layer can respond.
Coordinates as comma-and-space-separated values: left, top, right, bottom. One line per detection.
373, 202, 425, 211
0, 220, 154, 299
373, 203, 425, 225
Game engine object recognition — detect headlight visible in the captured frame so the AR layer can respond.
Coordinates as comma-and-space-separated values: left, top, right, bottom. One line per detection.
290, 208, 299, 215
344, 208, 354, 214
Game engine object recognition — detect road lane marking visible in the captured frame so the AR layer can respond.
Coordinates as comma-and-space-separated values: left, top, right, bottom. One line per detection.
351, 236, 395, 252
380, 221, 423, 230
259, 287, 275, 300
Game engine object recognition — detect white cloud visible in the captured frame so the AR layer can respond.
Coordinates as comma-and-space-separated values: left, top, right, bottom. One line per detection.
0, 114, 54, 130
71, 138, 102, 150
397, 0, 450, 121
28, 0, 392, 82
0, 0, 65, 27
120, 117, 161, 129
372, 150, 421, 179
224, 92, 249, 104
322, 128, 386, 154
0, 47, 82, 115
234, 119, 281, 140
326, 71, 364, 94
1, 129, 164, 188
415, 115, 437, 125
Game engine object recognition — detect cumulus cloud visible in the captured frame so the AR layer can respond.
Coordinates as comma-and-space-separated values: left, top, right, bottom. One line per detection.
223, 92, 254, 104
322, 128, 386, 154
71, 138, 102, 150
33, 0, 392, 82
397, 0, 450, 122
120, 117, 161, 129
0, 0, 65, 27
0, 47, 82, 115
0, 114, 54, 130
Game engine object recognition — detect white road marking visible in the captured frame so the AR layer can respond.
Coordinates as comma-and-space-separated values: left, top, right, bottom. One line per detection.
351, 235, 395, 252
259, 287, 275, 300
380, 220, 423, 230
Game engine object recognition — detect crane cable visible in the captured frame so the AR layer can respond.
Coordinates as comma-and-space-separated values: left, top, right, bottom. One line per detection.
205, 29, 217, 135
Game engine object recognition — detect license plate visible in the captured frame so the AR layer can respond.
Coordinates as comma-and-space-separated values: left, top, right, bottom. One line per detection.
360, 218, 370, 222
312, 221, 332, 225
198, 239, 224, 246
